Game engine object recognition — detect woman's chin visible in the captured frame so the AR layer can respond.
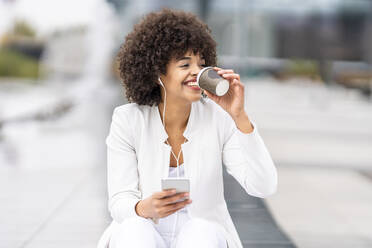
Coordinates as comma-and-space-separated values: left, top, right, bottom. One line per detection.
190, 94, 202, 102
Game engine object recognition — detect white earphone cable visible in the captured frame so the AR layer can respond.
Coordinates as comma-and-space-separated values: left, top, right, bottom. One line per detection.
158, 77, 186, 246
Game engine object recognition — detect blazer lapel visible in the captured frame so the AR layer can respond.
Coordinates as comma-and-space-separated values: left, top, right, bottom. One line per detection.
151, 102, 201, 185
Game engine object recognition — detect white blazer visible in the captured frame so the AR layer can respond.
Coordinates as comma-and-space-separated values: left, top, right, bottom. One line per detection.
97, 97, 278, 248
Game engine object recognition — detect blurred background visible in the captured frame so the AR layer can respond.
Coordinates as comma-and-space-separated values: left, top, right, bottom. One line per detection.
0, 0, 371, 247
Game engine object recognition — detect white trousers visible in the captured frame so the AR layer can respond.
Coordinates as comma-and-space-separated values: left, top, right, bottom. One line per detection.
109, 215, 228, 248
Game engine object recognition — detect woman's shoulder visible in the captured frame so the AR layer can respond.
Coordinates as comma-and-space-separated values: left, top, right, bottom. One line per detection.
113, 102, 151, 117
113, 100, 229, 123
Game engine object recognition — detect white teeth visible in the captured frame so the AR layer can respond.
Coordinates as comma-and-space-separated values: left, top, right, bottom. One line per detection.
186, 82, 198, 86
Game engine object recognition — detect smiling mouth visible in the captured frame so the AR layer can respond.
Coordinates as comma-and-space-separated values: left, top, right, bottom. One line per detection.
182, 78, 201, 91
183, 80, 198, 86
184, 84, 201, 90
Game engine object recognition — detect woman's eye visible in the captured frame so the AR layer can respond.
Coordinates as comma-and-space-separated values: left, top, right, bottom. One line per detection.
180, 64, 206, 68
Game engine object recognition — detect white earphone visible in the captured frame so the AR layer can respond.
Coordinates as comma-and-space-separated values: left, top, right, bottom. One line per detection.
158, 77, 183, 245
158, 77, 167, 129
158, 77, 164, 87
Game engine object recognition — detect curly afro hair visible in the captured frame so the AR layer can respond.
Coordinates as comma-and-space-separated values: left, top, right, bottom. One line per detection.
117, 8, 217, 106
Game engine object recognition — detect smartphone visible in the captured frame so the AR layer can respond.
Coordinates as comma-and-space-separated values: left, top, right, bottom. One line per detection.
161, 178, 190, 203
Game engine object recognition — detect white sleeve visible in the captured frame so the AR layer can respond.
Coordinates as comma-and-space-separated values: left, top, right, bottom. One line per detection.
106, 107, 141, 223
222, 112, 278, 198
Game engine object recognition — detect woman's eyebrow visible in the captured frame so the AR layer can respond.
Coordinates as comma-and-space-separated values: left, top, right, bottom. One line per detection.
177, 56, 205, 61
177, 56, 191, 61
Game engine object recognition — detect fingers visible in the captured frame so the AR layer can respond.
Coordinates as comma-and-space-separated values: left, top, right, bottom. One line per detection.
154, 189, 176, 199
163, 192, 189, 205
169, 199, 192, 210
163, 205, 188, 217
161, 199, 192, 217
213, 67, 240, 82
220, 73, 240, 81
217, 69, 234, 74
213, 67, 234, 74
151, 190, 192, 219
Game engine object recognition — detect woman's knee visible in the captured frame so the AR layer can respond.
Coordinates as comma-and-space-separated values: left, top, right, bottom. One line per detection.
183, 218, 223, 234
117, 216, 154, 235
110, 216, 157, 247
174, 218, 227, 247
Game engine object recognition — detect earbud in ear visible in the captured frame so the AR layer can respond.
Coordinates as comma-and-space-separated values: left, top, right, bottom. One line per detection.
158, 77, 164, 87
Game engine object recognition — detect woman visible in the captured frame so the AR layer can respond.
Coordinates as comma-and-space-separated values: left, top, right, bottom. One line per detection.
97, 8, 278, 248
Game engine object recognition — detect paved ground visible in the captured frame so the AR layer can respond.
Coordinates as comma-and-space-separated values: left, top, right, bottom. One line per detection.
246, 79, 372, 248
224, 169, 296, 248
265, 166, 372, 248
0, 167, 109, 248
1, 78, 371, 247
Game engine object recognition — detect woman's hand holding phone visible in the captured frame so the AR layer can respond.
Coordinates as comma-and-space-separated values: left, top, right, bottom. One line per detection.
135, 189, 192, 219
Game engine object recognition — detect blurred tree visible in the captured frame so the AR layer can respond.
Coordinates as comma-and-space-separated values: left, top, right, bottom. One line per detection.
0, 49, 39, 79
0, 19, 43, 61
0, 19, 37, 46
11, 19, 36, 38
0, 20, 40, 79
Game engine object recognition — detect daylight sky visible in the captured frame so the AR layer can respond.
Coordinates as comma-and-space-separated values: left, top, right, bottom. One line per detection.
0, 0, 103, 36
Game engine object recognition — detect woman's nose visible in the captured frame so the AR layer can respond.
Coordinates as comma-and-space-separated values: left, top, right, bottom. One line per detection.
191, 64, 202, 76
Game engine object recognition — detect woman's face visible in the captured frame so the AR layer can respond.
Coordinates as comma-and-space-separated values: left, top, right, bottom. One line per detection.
159, 50, 206, 104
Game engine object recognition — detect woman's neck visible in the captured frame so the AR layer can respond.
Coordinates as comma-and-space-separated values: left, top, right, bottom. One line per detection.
158, 101, 191, 131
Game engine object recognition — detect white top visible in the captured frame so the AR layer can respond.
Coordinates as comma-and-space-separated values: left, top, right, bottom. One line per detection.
97, 98, 278, 248
167, 163, 187, 212
151, 163, 190, 247
169, 163, 185, 176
